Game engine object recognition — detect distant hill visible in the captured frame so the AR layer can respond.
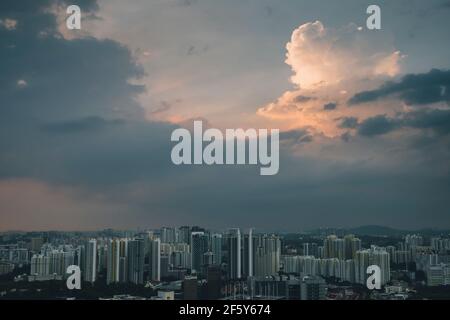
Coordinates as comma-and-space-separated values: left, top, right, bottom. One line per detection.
348, 225, 402, 236
305, 225, 450, 237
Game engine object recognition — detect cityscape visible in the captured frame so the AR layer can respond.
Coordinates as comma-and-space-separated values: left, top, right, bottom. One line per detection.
1, 0, 450, 310
1, 226, 450, 300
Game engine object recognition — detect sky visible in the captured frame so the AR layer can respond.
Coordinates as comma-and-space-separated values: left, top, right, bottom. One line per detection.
0, 0, 449, 231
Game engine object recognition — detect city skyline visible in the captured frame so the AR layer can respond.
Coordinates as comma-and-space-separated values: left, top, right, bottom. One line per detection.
2, 225, 450, 300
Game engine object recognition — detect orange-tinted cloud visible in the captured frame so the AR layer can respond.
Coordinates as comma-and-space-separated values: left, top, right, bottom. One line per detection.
258, 21, 405, 138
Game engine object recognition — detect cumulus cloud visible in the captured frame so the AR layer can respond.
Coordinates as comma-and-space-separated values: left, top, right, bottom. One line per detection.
285, 21, 402, 90
257, 21, 403, 137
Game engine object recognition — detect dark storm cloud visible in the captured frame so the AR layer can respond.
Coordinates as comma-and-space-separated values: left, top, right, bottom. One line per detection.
438, 0, 450, 9
133, 151, 450, 231
0, 0, 176, 186
0, 17, 145, 123
350, 68, 450, 137
40, 116, 125, 134
356, 109, 450, 137
357, 115, 399, 137
349, 69, 450, 106
338, 117, 359, 129
403, 109, 450, 135
1, 0, 450, 230
294, 95, 315, 103
279, 129, 313, 144
323, 102, 337, 111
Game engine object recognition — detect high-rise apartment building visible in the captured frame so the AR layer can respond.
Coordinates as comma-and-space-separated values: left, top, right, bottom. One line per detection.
211, 233, 223, 266
107, 239, 120, 284
128, 238, 145, 284
254, 234, 281, 277
149, 238, 161, 281
355, 246, 390, 286
227, 228, 241, 279
303, 243, 318, 257
206, 265, 222, 299
191, 232, 208, 276
178, 226, 191, 245
161, 227, 177, 244
30, 237, 44, 253
243, 229, 255, 278
83, 239, 97, 283
30, 254, 50, 276
300, 276, 326, 300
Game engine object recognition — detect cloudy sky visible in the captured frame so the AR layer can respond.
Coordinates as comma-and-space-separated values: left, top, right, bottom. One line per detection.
1, 0, 449, 231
